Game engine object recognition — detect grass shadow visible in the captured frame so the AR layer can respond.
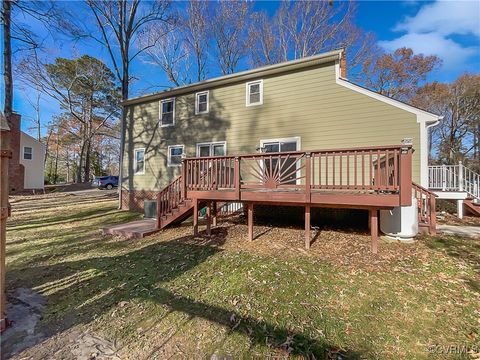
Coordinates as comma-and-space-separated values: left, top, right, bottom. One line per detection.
6, 229, 363, 359
425, 235, 480, 293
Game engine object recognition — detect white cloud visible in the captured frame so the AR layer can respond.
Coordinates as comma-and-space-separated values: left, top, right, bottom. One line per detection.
380, 0, 480, 71
395, 0, 480, 37
378, 33, 478, 70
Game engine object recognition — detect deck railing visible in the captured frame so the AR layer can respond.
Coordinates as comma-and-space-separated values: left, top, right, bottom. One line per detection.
428, 162, 480, 200
183, 144, 412, 205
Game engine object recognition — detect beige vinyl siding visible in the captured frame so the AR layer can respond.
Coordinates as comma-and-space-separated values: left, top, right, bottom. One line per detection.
123, 61, 420, 191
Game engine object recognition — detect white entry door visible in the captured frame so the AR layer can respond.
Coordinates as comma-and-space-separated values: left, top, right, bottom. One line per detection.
260, 137, 300, 185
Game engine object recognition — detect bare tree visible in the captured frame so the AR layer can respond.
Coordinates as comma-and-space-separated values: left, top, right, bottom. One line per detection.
212, 0, 252, 75
140, 1, 210, 87
86, 0, 172, 204
362, 47, 441, 101
249, 1, 373, 74
183, 0, 209, 82
86, 0, 172, 101
412, 75, 480, 165
1, 0, 76, 120
249, 11, 280, 67
140, 21, 190, 87
22, 91, 42, 141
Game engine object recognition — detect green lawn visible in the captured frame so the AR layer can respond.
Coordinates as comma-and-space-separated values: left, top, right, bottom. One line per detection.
6, 192, 480, 359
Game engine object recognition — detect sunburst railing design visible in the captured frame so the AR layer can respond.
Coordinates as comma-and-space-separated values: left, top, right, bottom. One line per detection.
241, 153, 306, 189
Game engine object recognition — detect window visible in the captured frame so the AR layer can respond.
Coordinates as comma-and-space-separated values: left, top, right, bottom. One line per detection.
196, 142, 226, 157
246, 80, 263, 106
134, 148, 145, 174
23, 146, 32, 160
195, 91, 209, 114
160, 98, 175, 126
168, 145, 184, 167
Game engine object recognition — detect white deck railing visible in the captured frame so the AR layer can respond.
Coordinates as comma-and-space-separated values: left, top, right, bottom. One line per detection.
428, 162, 480, 200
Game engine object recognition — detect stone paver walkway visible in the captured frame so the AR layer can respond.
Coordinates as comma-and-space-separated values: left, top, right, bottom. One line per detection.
437, 225, 480, 237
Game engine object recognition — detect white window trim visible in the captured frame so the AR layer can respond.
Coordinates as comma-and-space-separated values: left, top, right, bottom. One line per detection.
246, 80, 263, 107
22, 146, 33, 160
134, 148, 146, 175
196, 141, 227, 157
195, 90, 209, 115
259, 137, 301, 185
159, 98, 176, 127
167, 144, 185, 167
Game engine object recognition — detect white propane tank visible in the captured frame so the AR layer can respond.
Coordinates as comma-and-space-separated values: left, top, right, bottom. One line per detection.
380, 195, 418, 241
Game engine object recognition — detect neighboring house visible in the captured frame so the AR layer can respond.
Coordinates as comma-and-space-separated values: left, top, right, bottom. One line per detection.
119, 49, 442, 243
8, 113, 46, 193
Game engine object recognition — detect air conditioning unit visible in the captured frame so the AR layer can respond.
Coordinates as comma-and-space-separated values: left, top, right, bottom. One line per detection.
144, 200, 157, 219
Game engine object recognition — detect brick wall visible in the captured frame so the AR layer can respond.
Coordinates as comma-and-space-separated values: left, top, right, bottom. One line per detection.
7, 113, 24, 193
121, 187, 159, 213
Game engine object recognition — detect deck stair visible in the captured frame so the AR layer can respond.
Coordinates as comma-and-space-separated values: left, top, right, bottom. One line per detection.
156, 176, 193, 229
464, 199, 480, 216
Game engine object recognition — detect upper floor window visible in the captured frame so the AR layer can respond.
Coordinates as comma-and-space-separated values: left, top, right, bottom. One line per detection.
195, 91, 209, 115
246, 80, 263, 106
23, 146, 32, 160
134, 148, 145, 174
168, 145, 185, 167
160, 98, 175, 126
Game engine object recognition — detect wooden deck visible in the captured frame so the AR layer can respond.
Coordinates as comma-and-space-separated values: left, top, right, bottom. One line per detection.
156, 144, 436, 253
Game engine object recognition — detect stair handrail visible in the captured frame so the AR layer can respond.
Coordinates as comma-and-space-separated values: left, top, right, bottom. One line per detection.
157, 175, 184, 229
412, 182, 437, 235
460, 162, 480, 200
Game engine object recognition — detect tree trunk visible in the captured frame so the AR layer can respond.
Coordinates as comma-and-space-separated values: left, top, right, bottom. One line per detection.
35, 93, 41, 141
2, 0, 13, 119
77, 140, 85, 183
83, 140, 91, 182
118, 60, 129, 208
53, 135, 59, 184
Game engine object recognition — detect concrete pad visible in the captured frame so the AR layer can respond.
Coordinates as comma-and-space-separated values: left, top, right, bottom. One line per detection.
102, 219, 158, 239
437, 225, 480, 238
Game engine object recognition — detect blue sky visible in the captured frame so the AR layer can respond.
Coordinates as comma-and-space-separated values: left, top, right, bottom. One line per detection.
2, 0, 479, 137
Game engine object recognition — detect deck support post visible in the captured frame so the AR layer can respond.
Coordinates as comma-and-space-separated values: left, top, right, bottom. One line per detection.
429, 195, 437, 235
193, 199, 199, 236
457, 199, 464, 219
305, 205, 311, 249
212, 201, 217, 227
369, 209, 378, 254
247, 203, 254, 241
206, 202, 212, 236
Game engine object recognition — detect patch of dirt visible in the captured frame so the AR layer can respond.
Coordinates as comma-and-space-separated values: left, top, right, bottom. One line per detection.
166, 215, 423, 271
10, 328, 121, 360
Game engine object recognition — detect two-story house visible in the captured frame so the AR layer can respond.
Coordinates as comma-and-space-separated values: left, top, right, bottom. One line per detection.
119, 49, 441, 246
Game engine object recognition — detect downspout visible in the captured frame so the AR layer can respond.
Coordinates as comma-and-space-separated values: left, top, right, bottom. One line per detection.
422, 116, 442, 187
426, 117, 442, 161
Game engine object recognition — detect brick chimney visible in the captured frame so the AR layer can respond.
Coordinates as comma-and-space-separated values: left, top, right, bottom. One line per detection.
340, 49, 347, 79
7, 113, 25, 193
